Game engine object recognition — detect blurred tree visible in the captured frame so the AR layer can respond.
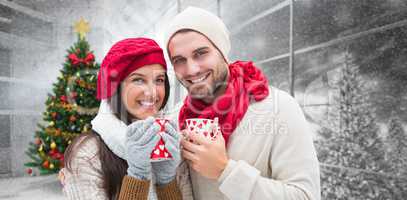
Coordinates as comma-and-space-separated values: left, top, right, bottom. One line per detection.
316, 51, 402, 199
386, 114, 407, 177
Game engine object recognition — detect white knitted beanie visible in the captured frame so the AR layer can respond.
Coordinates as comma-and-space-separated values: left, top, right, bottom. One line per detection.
164, 6, 231, 61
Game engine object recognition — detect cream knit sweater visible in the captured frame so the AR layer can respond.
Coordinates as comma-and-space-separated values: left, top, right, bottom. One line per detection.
169, 86, 321, 200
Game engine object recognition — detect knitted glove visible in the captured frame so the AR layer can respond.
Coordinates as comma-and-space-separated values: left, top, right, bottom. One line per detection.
126, 117, 161, 180
152, 120, 182, 185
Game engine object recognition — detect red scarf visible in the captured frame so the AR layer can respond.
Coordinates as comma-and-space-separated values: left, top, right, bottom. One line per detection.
178, 61, 270, 146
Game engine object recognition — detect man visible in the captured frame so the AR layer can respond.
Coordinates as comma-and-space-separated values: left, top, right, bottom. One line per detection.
163, 7, 321, 200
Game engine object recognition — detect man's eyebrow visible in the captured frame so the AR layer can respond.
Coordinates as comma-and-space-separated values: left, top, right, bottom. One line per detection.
193, 47, 209, 53
171, 55, 184, 61
171, 47, 210, 61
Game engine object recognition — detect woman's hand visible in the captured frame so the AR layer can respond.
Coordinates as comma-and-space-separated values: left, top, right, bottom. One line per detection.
126, 117, 160, 180
151, 120, 182, 185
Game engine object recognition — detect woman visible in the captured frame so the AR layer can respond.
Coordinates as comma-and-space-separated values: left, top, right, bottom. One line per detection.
60, 38, 192, 200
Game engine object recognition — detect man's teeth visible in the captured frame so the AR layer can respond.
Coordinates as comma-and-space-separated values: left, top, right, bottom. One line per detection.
140, 101, 154, 106
190, 74, 208, 84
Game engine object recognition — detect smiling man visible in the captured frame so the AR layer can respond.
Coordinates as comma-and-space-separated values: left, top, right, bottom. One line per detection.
168, 29, 229, 102
164, 7, 321, 200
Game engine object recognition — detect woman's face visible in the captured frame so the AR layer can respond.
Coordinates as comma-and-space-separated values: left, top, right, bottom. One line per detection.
121, 64, 166, 120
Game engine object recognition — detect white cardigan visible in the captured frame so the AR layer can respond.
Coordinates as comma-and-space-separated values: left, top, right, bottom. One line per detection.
170, 87, 321, 200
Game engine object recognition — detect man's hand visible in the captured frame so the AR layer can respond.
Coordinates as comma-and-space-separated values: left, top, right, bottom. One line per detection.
181, 129, 228, 179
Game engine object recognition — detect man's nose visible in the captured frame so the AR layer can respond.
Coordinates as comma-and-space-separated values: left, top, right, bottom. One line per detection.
186, 59, 200, 76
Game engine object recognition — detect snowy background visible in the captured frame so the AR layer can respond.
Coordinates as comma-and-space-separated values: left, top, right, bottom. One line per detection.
0, 0, 406, 199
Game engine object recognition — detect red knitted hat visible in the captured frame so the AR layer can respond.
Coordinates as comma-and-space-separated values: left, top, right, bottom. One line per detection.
97, 38, 167, 100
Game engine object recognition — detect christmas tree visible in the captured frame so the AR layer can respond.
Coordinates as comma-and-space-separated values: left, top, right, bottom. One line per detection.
24, 18, 100, 175
316, 51, 399, 199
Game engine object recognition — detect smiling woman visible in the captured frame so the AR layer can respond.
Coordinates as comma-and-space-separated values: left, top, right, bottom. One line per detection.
121, 64, 169, 121
61, 38, 189, 200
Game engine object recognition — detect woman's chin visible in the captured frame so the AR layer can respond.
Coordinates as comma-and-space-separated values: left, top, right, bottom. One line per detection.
131, 108, 159, 120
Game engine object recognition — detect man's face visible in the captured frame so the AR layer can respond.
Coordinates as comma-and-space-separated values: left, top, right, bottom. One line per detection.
168, 31, 228, 100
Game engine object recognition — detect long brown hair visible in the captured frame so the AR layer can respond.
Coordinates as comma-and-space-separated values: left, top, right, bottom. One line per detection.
64, 74, 170, 199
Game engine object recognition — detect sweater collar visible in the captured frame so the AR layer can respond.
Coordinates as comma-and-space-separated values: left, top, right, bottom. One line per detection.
91, 100, 128, 160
